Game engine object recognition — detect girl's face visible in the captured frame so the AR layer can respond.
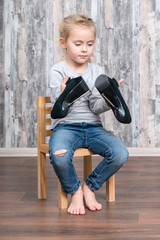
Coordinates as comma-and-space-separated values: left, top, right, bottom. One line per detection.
60, 26, 95, 71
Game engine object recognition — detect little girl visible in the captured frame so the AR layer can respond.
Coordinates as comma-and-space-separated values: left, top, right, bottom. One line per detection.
49, 14, 129, 215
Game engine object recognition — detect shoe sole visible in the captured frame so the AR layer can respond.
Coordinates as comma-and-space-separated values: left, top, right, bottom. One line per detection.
95, 74, 132, 124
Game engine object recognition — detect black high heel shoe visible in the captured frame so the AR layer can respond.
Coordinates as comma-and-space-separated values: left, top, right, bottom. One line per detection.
95, 74, 131, 124
51, 76, 90, 119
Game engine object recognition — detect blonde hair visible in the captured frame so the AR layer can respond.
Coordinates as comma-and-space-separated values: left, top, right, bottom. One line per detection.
59, 14, 96, 62
59, 14, 96, 42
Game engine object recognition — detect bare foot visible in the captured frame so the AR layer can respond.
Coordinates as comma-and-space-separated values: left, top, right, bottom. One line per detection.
67, 185, 85, 215
83, 182, 102, 211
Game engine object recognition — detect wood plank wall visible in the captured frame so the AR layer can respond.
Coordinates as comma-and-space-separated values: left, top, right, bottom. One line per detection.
0, 0, 160, 148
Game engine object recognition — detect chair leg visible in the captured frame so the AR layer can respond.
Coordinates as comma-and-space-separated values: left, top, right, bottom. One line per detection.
37, 151, 47, 199
106, 175, 115, 202
83, 155, 92, 180
58, 180, 68, 209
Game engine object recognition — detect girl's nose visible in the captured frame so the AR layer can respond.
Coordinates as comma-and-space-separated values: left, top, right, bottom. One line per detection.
82, 44, 87, 52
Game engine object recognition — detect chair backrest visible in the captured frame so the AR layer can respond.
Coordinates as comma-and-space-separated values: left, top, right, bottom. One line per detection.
37, 96, 52, 146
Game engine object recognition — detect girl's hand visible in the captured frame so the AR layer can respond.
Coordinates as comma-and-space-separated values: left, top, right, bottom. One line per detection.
118, 78, 124, 87
61, 76, 69, 93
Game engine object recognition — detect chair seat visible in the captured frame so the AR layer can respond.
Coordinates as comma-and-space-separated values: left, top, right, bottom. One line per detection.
39, 143, 95, 157
39, 144, 49, 154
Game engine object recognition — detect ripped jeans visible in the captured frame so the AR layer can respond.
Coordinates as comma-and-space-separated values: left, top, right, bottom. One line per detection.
49, 122, 129, 194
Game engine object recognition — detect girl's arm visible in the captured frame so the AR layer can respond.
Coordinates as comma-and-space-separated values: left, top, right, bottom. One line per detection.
60, 76, 69, 93
88, 87, 111, 114
49, 66, 69, 105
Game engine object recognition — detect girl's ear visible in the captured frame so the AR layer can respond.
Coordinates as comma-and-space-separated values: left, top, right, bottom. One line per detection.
59, 38, 66, 48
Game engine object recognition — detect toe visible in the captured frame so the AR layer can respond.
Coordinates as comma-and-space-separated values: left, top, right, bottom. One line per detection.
75, 209, 79, 215
88, 204, 96, 211
79, 207, 85, 215
96, 203, 102, 210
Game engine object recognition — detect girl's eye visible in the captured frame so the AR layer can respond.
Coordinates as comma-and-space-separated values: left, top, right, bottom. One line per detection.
75, 43, 81, 46
88, 42, 94, 47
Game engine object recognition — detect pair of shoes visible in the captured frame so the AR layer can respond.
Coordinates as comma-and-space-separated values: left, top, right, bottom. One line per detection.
51, 76, 90, 119
95, 74, 132, 124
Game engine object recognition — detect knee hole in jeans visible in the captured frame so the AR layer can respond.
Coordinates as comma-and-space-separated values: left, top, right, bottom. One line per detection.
53, 149, 67, 157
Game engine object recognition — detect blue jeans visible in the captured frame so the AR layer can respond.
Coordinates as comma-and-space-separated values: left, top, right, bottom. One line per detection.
49, 122, 129, 194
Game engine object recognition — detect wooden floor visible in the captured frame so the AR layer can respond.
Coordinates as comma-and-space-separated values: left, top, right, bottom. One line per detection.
0, 155, 160, 240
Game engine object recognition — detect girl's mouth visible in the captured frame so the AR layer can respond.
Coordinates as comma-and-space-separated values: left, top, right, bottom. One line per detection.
79, 55, 87, 58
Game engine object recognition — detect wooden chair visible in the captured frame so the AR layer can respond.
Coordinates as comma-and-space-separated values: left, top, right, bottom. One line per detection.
37, 96, 115, 209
